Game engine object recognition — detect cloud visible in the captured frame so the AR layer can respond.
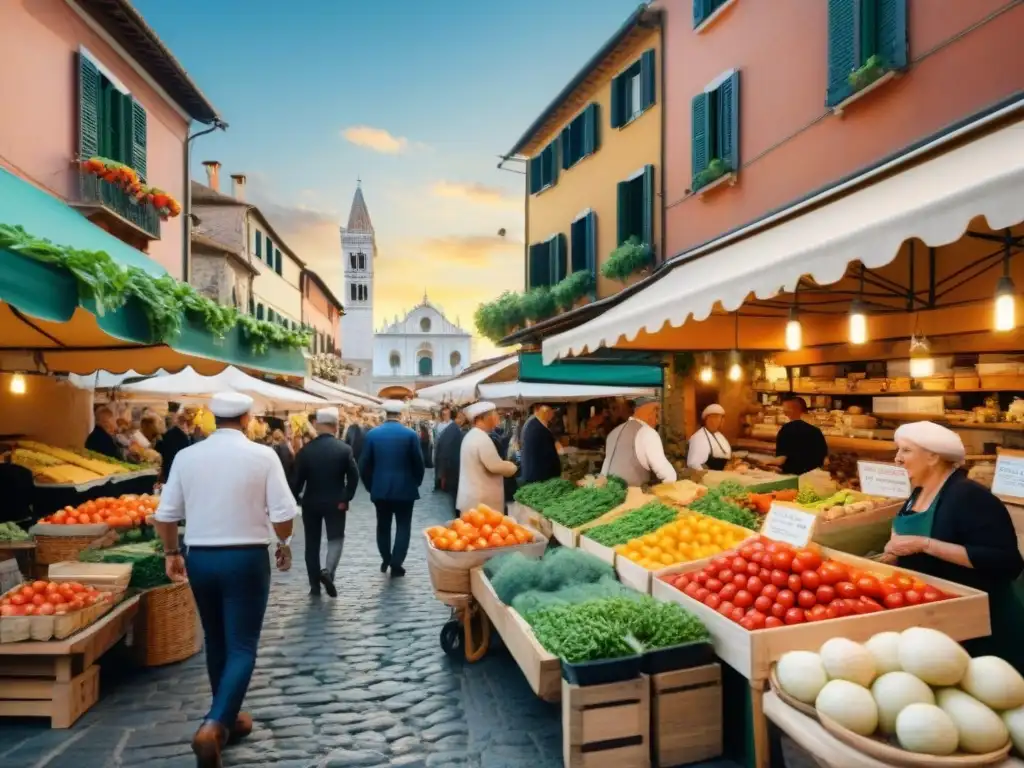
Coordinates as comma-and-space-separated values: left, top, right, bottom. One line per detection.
430, 180, 516, 207
341, 125, 410, 154
409, 234, 521, 267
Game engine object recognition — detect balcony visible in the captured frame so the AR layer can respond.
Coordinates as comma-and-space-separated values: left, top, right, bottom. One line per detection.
73, 169, 161, 241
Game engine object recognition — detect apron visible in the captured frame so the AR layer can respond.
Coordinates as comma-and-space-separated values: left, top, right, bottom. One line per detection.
703, 429, 729, 471
895, 485, 1024, 672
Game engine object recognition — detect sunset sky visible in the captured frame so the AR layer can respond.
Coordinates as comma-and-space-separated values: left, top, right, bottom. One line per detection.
133, 0, 639, 358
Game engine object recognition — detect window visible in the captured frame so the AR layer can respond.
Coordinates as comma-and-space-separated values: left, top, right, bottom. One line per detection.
693, 0, 731, 29
827, 0, 908, 107
349, 252, 357, 270
560, 104, 601, 169
254, 231, 262, 260
420, 317, 431, 332
360, 284, 368, 301
274, 248, 282, 275
450, 351, 462, 370
527, 141, 558, 194
78, 53, 147, 181
256, 303, 265, 320
358, 252, 366, 270
617, 166, 655, 246
528, 234, 567, 289
389, 352, 401, 370
349, 283, 368, 302
570, 212, 597, 279
248, 296, 255, 315
611, 50, 656, 129
418, 355, 433, 376
691, 70, 740, 191
350, 284, 357, 302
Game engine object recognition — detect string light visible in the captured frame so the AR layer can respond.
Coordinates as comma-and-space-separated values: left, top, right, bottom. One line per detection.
728, 362, 742, 381
995, 275, 1016, 332
785, 308, 802, 351
9, 373, 26, 395
699, 363, 715, 383
848, 299, 867, 345
909, 333, 934, 379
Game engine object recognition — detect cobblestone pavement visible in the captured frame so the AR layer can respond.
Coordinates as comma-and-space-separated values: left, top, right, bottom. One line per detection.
0, 471, 745, 768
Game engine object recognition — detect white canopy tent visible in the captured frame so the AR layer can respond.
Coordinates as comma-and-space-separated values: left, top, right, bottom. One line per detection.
303, 377, 383, 408
543, 117, 1024, 362
415, 356, 517, 405
406, 397, 439, 412
477, 381, 656, 408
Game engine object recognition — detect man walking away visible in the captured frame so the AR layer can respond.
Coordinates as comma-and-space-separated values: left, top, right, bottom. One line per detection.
456, 402, 518, 515
359, 400, 424, 577
344, 417, 366, 463
291, 407, 359, 598
153, 392, 296, 768
432, 407, 451, 487
434, 407, 466, 497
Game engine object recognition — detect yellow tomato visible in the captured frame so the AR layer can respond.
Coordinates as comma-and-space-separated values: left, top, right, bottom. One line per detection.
657, 536, 675, 551
643, 533, 659, 545
659, 553, 675, 566
697, 532, 712, 545
696, 519, 710, 532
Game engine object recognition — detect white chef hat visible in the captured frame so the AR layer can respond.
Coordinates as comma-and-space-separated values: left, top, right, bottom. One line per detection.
208, 392, 253, 418
464, 401, 497, 421
315, 406, 339, 424
382, 400, 406, 414
894, 421, 966, 466
702, 403, 725, 419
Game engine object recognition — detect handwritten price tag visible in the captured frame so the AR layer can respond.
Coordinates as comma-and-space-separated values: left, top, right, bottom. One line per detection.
760, 503, 818, 548
857, 461, 911, 499
992, 453, 1024, 500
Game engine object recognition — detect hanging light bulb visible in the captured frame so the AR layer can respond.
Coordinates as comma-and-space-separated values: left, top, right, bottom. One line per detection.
995, 275, 1016, 332
699, 363, 715, 383
9, 373, 26, 395
848, 299, 868, 345
909, 333, 934, 379
785, 308, 802, 351
728, 362, 742, 382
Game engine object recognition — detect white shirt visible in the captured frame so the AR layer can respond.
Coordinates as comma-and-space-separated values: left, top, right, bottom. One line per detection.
456, 427, 517, 513
600, 418, 678, 483
154, 428, 297, 546
686, 428, 732, 469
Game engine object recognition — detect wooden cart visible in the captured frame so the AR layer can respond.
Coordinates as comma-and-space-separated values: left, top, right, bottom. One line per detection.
0, 596, 140, 727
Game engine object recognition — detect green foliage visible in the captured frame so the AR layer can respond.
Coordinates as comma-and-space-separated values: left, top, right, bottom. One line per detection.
520, 287, 556, 322
542, 484, 627, 528
473, 270, 597, 342
689, 482, 761, 530
551, 270, 595, 312
584, 501, 679, 546
600, 236, 653, 283
693, 158, 733, 191
486, 548, 615, 605
510, 575, 638, 615
0, 224, 311, 354
848, 53, 885, 90
513, 477, 575, 509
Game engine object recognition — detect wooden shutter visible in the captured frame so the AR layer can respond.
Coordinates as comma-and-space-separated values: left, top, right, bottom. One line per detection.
610, 75, 623, 129
616, 180, 629, 245
78, 54, 101, 160
131, 98, 147, 181
528, 156, 541, 194
585, 212, 597, 278
691, 93, 710, 186
560, 126, 573, 170
826, 0, 858, 106
641, 166, 654, 247
584, 103, 600, 156
255, 231, 262, 259
877, 0, 908, 69
640, 49, 656, 110
547, 141, 559, 186
528, 244, 544, 289
692, 0, 708, 27
550, 234, 567, 284
717, 71, 740, 171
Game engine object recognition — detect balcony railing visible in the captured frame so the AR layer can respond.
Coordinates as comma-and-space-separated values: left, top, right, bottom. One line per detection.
78, 170, 161, 239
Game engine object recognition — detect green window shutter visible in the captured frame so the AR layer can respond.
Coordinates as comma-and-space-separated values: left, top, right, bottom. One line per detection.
859, 0, 878, 62
131, 98, 147, 181
116, 92, 132, 166
275, 248, 282, 274
641, 165, 654, 248
560, 126, 572, 170
528, 156, 541, 194
548, 141, 559, 186
692, 0, 709, 28
616, 180, 629, 245
691, 92, 710, 187
528, 244, 544, 289
255, 231, 262, 258
877, 0, 908, 69
610, 75, 623, 129
826, 0, 858, 106
717, 71, 740, 171
550, 234, 567, 284
78, 54, 101, 160
584, 103, 600, 155
586, 212, 597, 278
640, 49, 656, 110
257, 304, 265, 320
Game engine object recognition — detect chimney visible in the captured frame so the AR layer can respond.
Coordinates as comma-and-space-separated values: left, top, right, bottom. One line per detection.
230, 173, 247, 201
202, 160, 221, 191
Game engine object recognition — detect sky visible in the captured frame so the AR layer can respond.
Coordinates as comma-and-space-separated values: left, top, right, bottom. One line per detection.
132, 0, 640, 358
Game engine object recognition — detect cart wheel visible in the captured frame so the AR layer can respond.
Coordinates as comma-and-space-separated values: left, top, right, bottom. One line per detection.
440, 620, 463, 657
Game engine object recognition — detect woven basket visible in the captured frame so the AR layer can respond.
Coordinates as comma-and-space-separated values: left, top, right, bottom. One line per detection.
34, 534, 103, 565
134, 582, 202, 667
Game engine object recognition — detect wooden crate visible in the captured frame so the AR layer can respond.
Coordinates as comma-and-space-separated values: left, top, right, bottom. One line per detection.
563, 675, 650, 768
470, 568, 561, 702
48, 562, 132, 587
0, 585, 125, 643
651, 664, 723, 767
579, 535, 615, 565
551, 521, 578, 548
520, 506, 553, 539
616, 556, 652, 594
651, 546, 990, 682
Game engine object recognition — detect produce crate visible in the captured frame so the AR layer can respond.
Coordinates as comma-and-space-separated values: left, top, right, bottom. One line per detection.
550, 520, 577, 548
812, 499, 903, 556
423, 524, 548, 595
578, 535, 615, 566
651, 663, 723, 767
651, 547, 990, 681
519, 506, 553, 539
470, 568, 561, 702
47, 562, 131, 588
562, 674, 650, 768
701, 470, 798, 494
0, 585, 125, 643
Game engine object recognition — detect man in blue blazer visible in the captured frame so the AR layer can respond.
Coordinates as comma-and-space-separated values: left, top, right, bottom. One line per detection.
358, 400, 425, 577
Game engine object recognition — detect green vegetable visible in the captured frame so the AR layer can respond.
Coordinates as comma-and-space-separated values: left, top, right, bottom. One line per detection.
76, 449, 148, 471
583, 502, 678, 546
510, 575, 639, 615
542, 484, 627, 528
487, 548, 614, 605
690, 486, 761, 530
796, 487, 823, 505
78, 540, 169, 589
805, 490, 857, 509
513, 477, 575, 510
0, 522, 30, 542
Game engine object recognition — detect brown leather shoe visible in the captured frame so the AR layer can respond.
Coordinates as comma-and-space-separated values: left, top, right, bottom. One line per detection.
191, 721, 227, 767
229, 712, 253, 744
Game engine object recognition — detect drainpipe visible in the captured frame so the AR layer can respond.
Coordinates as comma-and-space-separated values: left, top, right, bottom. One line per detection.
183, 120, 227, 281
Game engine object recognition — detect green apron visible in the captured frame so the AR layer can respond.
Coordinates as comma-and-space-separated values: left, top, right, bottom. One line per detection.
894, 488, 1024, 671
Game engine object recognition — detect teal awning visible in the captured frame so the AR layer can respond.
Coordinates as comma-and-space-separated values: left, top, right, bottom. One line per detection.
0, 168, 306, 376
518, 351, 663, 387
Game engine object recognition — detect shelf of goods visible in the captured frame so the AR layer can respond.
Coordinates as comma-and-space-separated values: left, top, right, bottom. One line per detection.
768, 629, 1024, 766
653, 540, 990, 768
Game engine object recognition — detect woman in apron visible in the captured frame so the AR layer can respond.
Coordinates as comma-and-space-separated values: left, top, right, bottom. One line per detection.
883, 421, 1024, 671
686, 404, 732, 470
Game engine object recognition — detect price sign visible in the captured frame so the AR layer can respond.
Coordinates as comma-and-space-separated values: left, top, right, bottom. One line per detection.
992, 451, 1024, 501
760, 504, 818, 548
857, 461, 911, 499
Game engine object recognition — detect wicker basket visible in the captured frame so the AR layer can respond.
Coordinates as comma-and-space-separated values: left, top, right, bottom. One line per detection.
34, 534, 104, 565
133, 582, 202, 667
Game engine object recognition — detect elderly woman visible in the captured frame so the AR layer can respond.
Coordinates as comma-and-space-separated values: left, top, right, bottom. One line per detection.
884, 420, 1024, 669
686, 404, 732, 470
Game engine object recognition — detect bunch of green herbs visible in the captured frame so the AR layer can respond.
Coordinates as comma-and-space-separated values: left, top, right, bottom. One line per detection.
513, 477, 575, 510
78, 539, 169, 589
690, 484, 760, 530
584, 502, 678, 546
542, 484, 627, 527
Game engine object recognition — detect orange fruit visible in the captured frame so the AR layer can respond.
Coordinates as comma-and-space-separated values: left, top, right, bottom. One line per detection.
488, 533, 504, 548
450, 538, 467, 552
494, 524, 510, 538
503, 534, 517, 546
480, 524, 494, 538
485, 509, 503, 526
443, 529, 458, 542
474, 537, 489, 550
433, 537, 451, 550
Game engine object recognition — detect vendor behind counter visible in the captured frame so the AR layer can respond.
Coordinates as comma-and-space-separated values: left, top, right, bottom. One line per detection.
766, 395, 828, 475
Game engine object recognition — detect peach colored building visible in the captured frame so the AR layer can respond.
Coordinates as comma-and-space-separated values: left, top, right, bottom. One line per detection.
302, 268, 344, 356
662, 0, 1024, 258
0, 0, 220, 279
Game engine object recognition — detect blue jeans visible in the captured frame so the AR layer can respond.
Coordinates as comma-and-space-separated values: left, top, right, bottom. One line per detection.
186, 546, 271, 727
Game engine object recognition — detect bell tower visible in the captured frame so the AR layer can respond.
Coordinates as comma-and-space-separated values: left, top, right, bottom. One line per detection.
340, 179, 375, 370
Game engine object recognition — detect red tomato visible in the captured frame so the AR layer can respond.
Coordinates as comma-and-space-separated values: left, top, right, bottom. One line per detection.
733, 573, 748, 589
683, 582, 700, 598
31, 594, 46, 607
750, 551, 764, 565
816, 585, 836, 604
49, 593, 66, 605
855, 575, 882, 598
706, 578, 723, 593
739, 544, 757, 560
739, 616, 756, 630
746, 562, 760, 576
694, 587, 710, 602
772, 550, 795, 571
711, 555, 730, 570
829, 598, 851, 618
31, 581, 47, 593
806, 605, 829, 622
787, 574, 803, 593
761, 584, 779, 601
719, 584, 739, 602
705, 593, 721, 610
891, 574, 914, 590
765, 616, 784, 629
769, 570, 789, 588
799, 570, 820, 591
746, 576, 764, 596
718, 601, 736, 617
797, 590, 817, 609
883, 592, 906, 610
818, 562, 849, 585
770, 602, 787, 619
904, 589, 922, 605
24, 605, 36, 616
835, 581, 860, 599
730, 606, 745, 623
754, 595, 773, 613
731, 557, 748, 573
695, 572, 709, 585
718, 569, 734, 584
36, 603, 55, 616
747, 611, 767, 630
759, 568, 772, 583
19, 586, 34, 599
734, 590, 754, 609
859, 596, 884, 614
784, 607, 806, 625
0, 605, 15, 617
921, 588, 942, 603
880, 582, 903, 599
792, 548, 822, 572
9, 594, 26, 606
775, 589, 796, 609
675, 575, 691, 589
